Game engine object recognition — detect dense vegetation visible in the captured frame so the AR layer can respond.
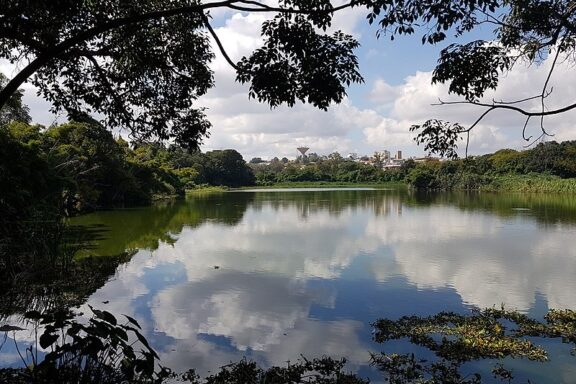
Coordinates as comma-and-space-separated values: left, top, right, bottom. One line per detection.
2, 119, 255, 214
250, 155, 412, 185
403, 141, 576, 191
249, 141, 576, 192
0, 119, 254, 281
371, 307, 576, 384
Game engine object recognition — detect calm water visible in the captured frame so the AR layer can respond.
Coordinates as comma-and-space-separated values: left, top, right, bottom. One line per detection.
4, 188, 576, 382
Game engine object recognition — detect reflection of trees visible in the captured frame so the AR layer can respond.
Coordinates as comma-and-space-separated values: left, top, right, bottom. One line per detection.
80, 188, 575, 261
250, 189, 405, 219
70, 193, 254, 256
1, 193, 256, 318
73, 189, 576, 261
0, 254, 135, 320
404, 190, 576, 225
0, 224, 134, 320
71, 190, 409, 258
73, 187, 576, 266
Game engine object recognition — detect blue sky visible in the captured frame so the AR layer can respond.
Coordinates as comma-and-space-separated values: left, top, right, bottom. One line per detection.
194, 5, 576, 160
6, 2, 576, 160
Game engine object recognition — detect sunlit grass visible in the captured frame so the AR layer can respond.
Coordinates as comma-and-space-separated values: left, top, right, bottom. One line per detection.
482, 174, 576, 193
185, 185, 229, 195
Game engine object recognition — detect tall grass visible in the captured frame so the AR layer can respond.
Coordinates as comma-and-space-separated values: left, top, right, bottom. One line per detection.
482, 174, 576, 193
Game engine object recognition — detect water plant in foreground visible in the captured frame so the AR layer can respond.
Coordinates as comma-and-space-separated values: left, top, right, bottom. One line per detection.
0, 307, 166, 383
371, 307, 576, 383
0, 308, 368, 383
2, 306, 576, 383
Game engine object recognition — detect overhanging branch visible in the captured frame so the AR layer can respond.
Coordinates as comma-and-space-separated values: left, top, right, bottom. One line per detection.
0, 0, 357, 111
201, 14, 240, 71
434, 98, 576, 118
85, 55, 133, 125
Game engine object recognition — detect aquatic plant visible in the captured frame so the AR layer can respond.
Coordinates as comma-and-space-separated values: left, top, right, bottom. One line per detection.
371, 307, 576, 383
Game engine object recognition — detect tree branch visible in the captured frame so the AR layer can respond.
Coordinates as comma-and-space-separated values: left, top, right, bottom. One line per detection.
539, 41, 563, 137
231, 1, 355, 14
0, 0, 359, 111
434, 98, 576, 117
0, 28, 47, 53
85, 55, 133, 125
431, 95, 567, 152
0, 0, 239, 109
200, 14, 240, 71
522, 116, 532, 141
492, 94, 545, 105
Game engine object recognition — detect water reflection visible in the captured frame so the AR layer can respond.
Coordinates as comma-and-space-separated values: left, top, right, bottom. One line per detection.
366, 205, 576, 310
150, 272, 368, 373
0, 224, 131, 321
60, 190, 576, 378
70, 192, 255, 256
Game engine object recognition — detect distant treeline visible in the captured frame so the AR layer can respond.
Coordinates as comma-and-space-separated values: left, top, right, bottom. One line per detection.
250, 152, 411, 184
250, 141, 576, 191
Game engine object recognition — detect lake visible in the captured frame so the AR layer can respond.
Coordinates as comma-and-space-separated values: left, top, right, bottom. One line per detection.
4, 188, 576, 382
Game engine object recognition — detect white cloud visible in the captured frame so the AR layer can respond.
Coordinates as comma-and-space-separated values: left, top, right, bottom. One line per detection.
202, 97, 382, 158
5, 9, 576, 159
364, 206, 576, 311
364, 53, 576, 156
367, 79, 400, 105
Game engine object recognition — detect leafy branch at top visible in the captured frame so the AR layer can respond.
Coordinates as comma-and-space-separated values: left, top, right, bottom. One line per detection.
3, 0, 576, 153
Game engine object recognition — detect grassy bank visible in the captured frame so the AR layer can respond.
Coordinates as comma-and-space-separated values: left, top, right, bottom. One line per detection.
481, 174, 576, 193
185, 185, 229, 194
241, 181, 407, 189
184, 177, 576, 194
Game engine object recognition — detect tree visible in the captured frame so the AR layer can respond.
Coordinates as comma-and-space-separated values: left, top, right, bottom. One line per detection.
0, 0, 363, 149
406, 165, 438, 190
2, 1, 575, 153
0, 73, 30, 126
204, 149, 256, 187
372, 151, 384, 168
375, 0, 576, 157
328, 152, 344, 162
43, 121, 153, 211
249, 157, 264, 164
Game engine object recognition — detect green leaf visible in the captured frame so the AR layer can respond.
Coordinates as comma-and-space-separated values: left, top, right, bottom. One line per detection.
39, 333, 59, 349
90, 305, 117, 325
123, 315, 141, 329
0, 325, 26, 332
115, 327, 129, 341
24, 310, 42, 320
130, 327, 159, 359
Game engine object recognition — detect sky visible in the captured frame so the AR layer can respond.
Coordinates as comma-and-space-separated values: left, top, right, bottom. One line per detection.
5, 2, 576, 160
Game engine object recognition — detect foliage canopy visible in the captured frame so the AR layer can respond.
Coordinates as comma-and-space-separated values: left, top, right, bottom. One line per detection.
2, 0, 576, 152
0, 0, 364, 148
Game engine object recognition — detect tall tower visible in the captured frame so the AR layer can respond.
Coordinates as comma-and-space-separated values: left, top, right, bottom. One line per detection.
297, 147, 309, 158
